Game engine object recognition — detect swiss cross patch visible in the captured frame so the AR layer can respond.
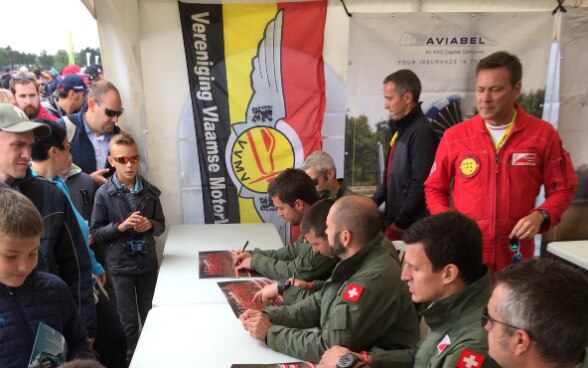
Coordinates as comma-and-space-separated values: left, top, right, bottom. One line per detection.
456, 349, 486, 368
343, 283, 364, 303
512, 152, 536, 166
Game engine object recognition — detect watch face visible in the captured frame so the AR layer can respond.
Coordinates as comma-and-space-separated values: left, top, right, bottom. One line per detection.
337, 353, 357, 368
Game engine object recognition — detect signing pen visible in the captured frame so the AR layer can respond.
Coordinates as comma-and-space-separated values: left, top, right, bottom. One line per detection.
242, 240, 250, 252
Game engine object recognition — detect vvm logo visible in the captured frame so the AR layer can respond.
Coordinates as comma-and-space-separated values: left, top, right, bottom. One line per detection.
231, 126, 295, 194
225, 9, 304, 224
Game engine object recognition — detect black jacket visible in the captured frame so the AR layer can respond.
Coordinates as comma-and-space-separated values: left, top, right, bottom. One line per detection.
372, 105, 438, 229
11, 170, 97, 337
91, 175, 165, 275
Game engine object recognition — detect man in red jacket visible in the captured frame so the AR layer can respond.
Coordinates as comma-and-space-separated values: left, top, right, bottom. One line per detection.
10, 73, 57, 121
424, 51, 577, 272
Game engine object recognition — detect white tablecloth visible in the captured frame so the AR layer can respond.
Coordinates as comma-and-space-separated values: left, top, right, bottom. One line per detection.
547, 240, 588, 270
129, 304, 297, 368
152, 223, 285, 306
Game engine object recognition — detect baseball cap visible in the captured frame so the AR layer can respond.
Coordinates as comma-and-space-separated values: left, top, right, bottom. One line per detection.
61, 64, 81, 76
58, 74, 88, 93
85, 65, 104, 81
0, 104, 51, 137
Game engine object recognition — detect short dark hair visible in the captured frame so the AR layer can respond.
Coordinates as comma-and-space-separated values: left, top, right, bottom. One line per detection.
403, 211, 484, 284
267, 168, 319, 208
331, 196, 381, 245
383, 69, 421, 103
31, 119, 67, 161
476, 51, 522, 87
300, 199, 333, 239
496, 258, 588, 366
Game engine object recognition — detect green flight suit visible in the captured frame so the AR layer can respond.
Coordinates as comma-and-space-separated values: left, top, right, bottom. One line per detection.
318, 180, 356, 201
369, 268, 499, 368
250, 235, 338, 281
264, 232, 419, 362
281, 236, 400, 306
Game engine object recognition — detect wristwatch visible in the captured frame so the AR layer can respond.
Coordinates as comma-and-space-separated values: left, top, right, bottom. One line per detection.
538, 209, 550, 226
277, 279, 292, 295
337, 353, 360, 368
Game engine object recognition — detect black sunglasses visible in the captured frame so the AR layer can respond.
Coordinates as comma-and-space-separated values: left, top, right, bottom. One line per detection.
97, 102, 124, 118
509, 238, 522, 264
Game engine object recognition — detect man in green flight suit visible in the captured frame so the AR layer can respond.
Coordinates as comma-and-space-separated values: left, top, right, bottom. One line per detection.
299, 150, 355, 201
240, 195, 419, 363
233, 168, 338, 282
319, 211, 499, 368
252, 199, 335, 305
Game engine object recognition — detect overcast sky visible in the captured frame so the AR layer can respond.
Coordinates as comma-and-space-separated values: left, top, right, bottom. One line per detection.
0, 0, 100, 54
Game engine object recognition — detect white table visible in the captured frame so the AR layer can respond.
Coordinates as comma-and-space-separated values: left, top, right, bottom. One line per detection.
152, 223, 285, 306
547, 240, 588, 270
130, 304, 297, 367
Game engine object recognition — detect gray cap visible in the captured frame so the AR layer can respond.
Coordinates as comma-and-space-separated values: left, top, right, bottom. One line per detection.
0, 103, 51, 137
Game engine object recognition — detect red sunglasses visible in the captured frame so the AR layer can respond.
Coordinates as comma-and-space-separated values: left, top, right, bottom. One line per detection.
112, 155, 140, 164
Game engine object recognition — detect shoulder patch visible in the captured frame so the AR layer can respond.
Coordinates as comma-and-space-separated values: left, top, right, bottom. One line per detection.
343, 283, 364, 303
456, 349, 486, 368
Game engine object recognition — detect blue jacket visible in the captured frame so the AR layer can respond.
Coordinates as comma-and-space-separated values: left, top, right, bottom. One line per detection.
91, 175, 166, 275
0, 270, 94, 368
11, 170, 97, 337
57, 106, 120, 176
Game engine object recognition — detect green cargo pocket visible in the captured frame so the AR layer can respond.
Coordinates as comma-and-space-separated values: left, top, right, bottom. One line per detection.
324, 304, 350, 347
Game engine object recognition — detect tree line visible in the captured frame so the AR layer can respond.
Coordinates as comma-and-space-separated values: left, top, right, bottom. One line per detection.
0, 46, 101, 73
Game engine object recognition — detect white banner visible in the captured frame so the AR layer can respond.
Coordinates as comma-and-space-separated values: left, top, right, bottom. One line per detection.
345, 12, 554, 186
347, 12, 553, 128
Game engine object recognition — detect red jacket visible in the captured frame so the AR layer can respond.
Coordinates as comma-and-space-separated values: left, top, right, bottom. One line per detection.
424, 104, 577, 271
36, 104, 58, 122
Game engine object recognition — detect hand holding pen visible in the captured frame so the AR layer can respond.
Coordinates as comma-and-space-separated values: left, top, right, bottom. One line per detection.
233, 240, 251, 268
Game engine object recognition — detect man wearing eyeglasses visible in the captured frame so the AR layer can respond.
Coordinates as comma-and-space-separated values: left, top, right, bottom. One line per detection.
56, 80, 123, 186
299, 151, 355, 201
318, 211, 499, 368
9, 73, 57, 122
42, 74, 88, 120
372, 69, 438, 242
485, 258, 588, 368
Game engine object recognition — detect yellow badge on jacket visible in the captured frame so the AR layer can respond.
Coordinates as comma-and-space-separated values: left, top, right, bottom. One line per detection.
459, 156, 480, 178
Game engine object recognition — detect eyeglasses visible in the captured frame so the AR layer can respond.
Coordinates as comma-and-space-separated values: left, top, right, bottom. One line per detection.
56, 142, 72, 152
509, 238, 522, 264
97, 102, 124, 118
112, 155, 140, 164
481, 307, 531, 337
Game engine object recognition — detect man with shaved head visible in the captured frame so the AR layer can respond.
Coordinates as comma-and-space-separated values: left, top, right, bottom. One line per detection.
240, 195, 419, 363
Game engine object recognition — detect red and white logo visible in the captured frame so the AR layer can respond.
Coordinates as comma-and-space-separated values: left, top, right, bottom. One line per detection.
512, 152, 536, 166
343, 284, 364, 303
436, 334, 451, 356
456, 349, 486, 368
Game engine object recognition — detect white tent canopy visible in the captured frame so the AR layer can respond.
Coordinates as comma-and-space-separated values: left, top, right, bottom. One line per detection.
79, 0, 584, 233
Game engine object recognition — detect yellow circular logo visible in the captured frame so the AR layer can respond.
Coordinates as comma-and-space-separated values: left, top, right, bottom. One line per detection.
459, 157, 479, 178
230, 127, 294, 193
